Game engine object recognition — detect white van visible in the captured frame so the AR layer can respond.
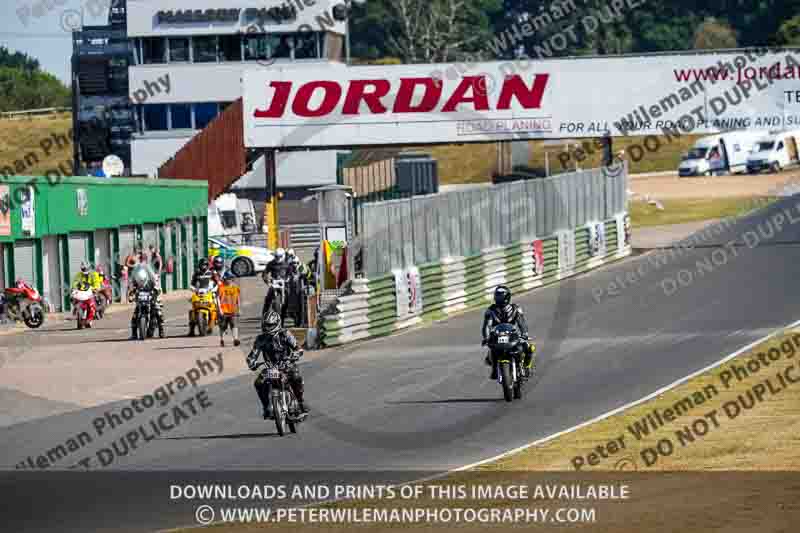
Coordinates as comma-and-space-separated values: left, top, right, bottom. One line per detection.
678, 131, 763, 177
746, 130, 800, 173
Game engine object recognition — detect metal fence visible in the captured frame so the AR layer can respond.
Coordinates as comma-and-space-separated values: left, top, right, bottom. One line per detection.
355, 166, 627, 277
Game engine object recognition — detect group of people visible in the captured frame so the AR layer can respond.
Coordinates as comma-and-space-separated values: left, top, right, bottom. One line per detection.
189, 255, 242, 347
262, 247, 312, 326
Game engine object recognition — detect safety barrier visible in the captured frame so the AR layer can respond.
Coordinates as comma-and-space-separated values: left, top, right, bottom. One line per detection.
319, 213, 631, 347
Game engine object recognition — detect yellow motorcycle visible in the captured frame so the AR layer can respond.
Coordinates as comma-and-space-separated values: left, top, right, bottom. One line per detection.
189, 281, 218, 337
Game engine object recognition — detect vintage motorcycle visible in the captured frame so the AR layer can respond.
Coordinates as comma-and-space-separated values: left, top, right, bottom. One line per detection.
189, 279, 217, 337
486, 323, 527, 402
254, 351, 306, 437
2, 280, 45, 329
71, 283, 96, 330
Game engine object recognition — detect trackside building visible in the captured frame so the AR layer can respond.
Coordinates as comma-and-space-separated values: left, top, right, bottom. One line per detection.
0, 176, 207, 312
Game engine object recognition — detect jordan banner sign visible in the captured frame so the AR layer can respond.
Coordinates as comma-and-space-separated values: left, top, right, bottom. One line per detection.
244, 50, 800, 148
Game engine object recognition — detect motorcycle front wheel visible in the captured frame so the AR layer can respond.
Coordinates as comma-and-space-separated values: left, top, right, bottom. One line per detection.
138, 314, 147, 341
23, 306, 45, 329
272, 395, 286, 436
198, 313, 208, 337
499, 362, 513, 402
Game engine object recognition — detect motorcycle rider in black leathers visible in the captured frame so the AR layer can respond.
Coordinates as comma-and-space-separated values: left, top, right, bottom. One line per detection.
246, 310, 308, 419
191, 258, 213, 291
261, 248, 290, 323
128, 263, 165, 339
481, 285, 535, 379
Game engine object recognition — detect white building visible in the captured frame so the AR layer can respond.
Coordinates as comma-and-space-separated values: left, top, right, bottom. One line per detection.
126, 0, 347, 187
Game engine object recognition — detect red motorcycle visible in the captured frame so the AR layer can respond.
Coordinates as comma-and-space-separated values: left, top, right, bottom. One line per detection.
71, 283, 97, 329
2, 279, 45, 329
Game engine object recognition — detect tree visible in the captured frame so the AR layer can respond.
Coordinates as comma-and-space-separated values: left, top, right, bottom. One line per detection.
693, 17, 738, 49
775, 14, 800, 45
0, 46, 40, 72
383, 0, 502, 63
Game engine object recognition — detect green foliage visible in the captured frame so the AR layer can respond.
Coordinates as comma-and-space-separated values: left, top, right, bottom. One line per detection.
0, 47, 70, 112
0, 46, 40, 72
775, 14, 800, 45
347, 1, 800, 63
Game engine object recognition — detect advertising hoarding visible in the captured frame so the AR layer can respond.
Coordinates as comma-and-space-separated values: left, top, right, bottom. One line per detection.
243, 50, 800, 148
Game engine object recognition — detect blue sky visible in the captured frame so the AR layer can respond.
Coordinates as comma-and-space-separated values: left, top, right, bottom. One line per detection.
0, 0, 110, 84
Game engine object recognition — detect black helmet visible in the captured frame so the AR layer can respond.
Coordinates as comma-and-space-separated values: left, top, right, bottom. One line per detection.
261, 310, 281, 335
198, 258, 209, 271
212, 256, 224, 271
494, 285, 511, 307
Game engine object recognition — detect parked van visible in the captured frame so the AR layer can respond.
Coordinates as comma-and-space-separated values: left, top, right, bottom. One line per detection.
678, 131, 763, 177
746, 130, 800, 173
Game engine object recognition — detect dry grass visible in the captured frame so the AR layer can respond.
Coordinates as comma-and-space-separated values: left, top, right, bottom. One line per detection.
630, 196, 775, 227
0, 112, 73, 177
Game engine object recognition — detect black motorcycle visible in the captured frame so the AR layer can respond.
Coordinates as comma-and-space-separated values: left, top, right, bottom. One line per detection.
255, 351, 306, 436
133, 287, 161, 341
262, 277, 286, 319
486, 323, 526, 402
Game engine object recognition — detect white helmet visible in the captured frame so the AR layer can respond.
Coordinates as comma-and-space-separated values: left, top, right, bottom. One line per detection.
131, 265, 150, 288
287, 248, 295, 257
275, 248, 286, 260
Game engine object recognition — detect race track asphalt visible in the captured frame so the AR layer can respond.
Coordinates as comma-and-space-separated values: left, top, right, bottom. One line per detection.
2, 195, 800, 532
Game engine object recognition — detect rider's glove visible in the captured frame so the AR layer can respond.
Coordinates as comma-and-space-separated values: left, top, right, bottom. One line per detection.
246, 353, 259, 371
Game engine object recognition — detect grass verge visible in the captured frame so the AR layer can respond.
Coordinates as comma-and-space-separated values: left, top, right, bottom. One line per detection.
0, 113, 73, 176
188, 326, 800, 533
630, 196, 776, 227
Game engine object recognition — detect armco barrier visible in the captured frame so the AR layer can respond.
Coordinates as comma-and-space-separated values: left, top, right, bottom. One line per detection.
319, 214, 631, 347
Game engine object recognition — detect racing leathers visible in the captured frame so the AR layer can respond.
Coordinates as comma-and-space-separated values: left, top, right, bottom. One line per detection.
246, 329, 307, 418
481, 303, 535, 378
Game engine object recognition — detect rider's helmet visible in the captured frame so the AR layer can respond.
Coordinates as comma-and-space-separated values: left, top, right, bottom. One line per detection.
131, 264, 150, 289
222, 270, 236, 282
80, 261, 89, 273
212, 256, 224, 272
15, 278, 26, 289
198, 258, 209, 272
96, 265, 105, 275
261, 310, 282, 336
275, 248, 286, 261
494, 285, 512, 308
287, 248, 295, 258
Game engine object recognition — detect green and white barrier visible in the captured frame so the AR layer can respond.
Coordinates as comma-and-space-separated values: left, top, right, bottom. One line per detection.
319, 213, 632, 347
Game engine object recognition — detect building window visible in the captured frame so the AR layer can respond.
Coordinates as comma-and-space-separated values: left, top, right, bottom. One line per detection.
294, 32, 318, 59
143, 104, 168, 131
273, 35, 292, 59
193, 36, 218, 63
168, 37, 190, 62
170, 104, 192, 129
243, 35, 269, 61
219, 35, 242, 61
142, 37, 166, 64
195, 103, 218, 129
